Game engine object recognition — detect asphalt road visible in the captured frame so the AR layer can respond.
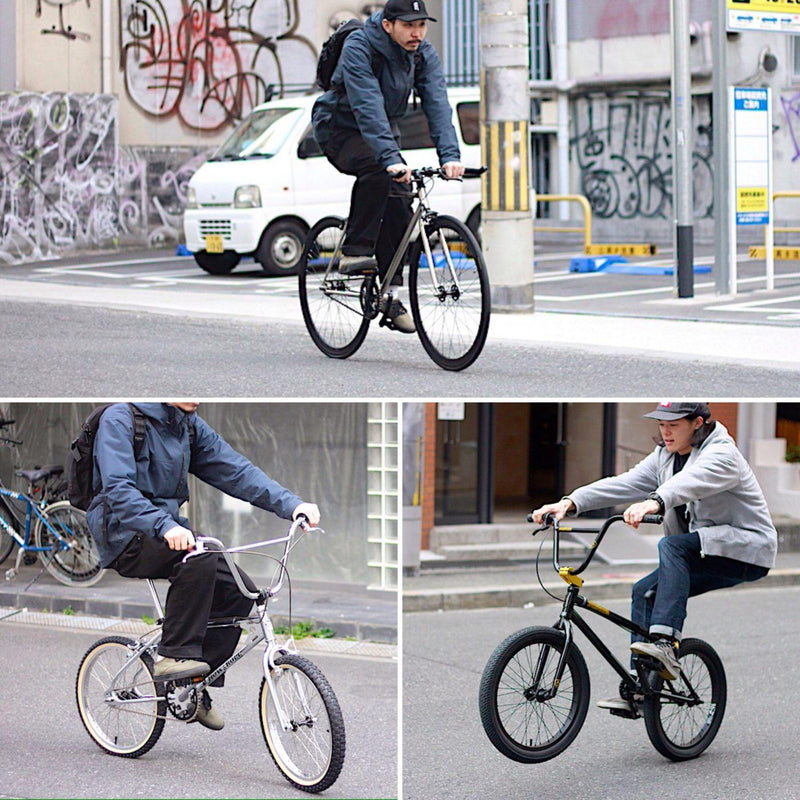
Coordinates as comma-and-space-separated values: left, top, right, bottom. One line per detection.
0, 621, 397, 799
403, 584, 800, 800
3, 299, 799, 396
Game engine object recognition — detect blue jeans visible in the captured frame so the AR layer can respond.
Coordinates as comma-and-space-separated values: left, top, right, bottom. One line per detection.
631, 532, 769, 643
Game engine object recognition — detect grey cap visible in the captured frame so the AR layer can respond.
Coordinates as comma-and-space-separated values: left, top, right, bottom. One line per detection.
644, 402, 711, 421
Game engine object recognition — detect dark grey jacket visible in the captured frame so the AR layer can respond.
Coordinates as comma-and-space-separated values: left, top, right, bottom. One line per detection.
311, 10, 460, 169
86, 403, 302, 567
567, 422, 777, 569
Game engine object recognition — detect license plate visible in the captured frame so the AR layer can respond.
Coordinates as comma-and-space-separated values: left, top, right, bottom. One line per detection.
205, 234, 224, 253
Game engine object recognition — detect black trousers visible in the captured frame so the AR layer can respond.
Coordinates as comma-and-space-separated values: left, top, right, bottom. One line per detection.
111, 534, 256, 686
324, 130, 413, 282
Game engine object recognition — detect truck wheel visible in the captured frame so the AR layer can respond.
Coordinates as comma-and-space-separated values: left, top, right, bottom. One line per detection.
194, 250, 241, 275
256, 220, 307, 276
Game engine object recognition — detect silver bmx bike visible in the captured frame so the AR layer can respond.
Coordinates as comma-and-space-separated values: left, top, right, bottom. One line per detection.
75, 517, 345, 794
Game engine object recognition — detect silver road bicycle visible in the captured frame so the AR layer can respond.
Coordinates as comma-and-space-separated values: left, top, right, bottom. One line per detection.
75, 518, 346, 794
299, 166, 490, 371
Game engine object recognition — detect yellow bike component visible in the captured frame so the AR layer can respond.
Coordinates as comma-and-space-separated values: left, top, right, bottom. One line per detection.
558, 567, 583, 588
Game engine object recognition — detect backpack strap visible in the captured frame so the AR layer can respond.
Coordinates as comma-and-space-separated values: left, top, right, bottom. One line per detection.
128, 404, 147, 461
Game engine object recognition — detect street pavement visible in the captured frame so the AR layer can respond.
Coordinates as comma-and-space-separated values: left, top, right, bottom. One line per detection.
403, 584, 800, 800
1, 245, 800, 391
0, 619, 397, 799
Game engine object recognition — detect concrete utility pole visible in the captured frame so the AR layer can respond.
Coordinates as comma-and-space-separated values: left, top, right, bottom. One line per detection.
671, 0, 694, 298
712, 2, 734, 294
479, 0, 534, 311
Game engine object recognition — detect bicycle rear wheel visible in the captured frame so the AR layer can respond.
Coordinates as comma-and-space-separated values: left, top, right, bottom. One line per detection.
409, 215, 491, 371
299, 216, 371, 359
643, 637, 727, 761
76, 636, 165, 758
34, 500, 103, 586
479, 626, 590, 763
259, 653, 346, 793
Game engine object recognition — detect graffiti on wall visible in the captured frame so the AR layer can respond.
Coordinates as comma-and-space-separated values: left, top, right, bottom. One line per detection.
781, 92, 800, 162
119, 0, 317, 130
571, 92, 713, 220
0, 92, 208, 262
0, 92, 117, 263
37, 0, 92, 41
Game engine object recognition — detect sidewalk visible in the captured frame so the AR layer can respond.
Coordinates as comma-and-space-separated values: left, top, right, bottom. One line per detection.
403, 550, 800, 613
0, 562, 397, 643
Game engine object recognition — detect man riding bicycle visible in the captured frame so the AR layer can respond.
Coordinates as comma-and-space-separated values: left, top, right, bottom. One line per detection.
312, 0, 464, 334
85, 402, 319, 731
532, 402, 776, 711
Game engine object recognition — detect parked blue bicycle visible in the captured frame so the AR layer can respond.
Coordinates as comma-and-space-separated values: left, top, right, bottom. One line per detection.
0, 419, 103, 586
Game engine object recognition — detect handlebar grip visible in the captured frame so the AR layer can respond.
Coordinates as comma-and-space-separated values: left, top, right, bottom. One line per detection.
0, 419, 16, 428
463, 166, 487, 179
642, 514, 664, 525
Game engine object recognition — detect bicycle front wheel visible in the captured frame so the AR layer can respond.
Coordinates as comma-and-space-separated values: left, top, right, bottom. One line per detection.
409, 215, 491, 371
0, 495, 22, 564
643, 637, 727, 761
259, 653, 346, 793
299, 216, 371, 359
479, 626, 590, 763
76, 636, 165, 758
34, 500, 103, 586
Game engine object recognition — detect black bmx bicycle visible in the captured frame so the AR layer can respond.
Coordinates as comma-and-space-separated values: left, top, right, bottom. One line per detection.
479, 513, 727, 763
298, 166, 490, 371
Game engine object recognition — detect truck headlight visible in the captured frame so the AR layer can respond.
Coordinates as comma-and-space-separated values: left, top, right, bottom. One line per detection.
186, 186, 198, 209
234, 185, 262, 208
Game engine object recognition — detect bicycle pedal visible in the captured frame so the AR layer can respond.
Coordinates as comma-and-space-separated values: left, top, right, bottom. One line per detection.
5, 568, 17, 581
609, 707, 641, 720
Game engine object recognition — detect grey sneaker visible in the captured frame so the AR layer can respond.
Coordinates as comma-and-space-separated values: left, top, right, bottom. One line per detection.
338, 255, 377, 274
631, 639, 681, 680
153, 657, 210, 681
383, 298, 416, 333
191, 689, 224, 731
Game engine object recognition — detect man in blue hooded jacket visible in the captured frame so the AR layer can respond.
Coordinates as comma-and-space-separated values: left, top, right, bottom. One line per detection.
311, 0, 464, 333
86, 402, 319, 731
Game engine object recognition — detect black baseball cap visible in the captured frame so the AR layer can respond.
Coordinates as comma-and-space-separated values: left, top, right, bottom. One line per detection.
644, 402, 711, 421
383, 0, 437, 22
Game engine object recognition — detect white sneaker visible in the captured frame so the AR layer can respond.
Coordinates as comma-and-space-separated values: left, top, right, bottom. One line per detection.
631, 639, 681, 680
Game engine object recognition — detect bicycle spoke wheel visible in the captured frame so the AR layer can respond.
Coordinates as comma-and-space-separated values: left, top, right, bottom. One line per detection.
479, 626, 590, 763
76, 636, 165, 758
409, 215, 490, 370
34, 500, 103, 586
0, 529, 15, 565
643, 637, 727, 761
299, 216, 371, 359
259, 653, 346, 793
0, 496, 22, 564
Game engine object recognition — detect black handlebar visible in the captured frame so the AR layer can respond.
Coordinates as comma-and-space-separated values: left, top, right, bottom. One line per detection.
0, 419, 15, 429
530, 512, 664, 576
412, 166, 487, 180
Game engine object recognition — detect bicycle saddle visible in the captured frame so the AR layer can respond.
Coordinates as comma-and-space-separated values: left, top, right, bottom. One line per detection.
15, 464, 64, 483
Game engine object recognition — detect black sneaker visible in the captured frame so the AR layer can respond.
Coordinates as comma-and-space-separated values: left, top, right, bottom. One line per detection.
338, 255, 377, 274
631, 638, 680, 679
383, 299, 416, 333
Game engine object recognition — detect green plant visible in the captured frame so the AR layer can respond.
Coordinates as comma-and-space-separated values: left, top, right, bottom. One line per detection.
62, 606, 75, 616
274, 625, 290, 636
311, 627, 335, 639
141, 614, 155, 626
786, 444, 800, 463
274, 621, 336, 640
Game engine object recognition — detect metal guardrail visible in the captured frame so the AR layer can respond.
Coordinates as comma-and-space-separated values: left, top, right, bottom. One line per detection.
533, 194, 657, 256
749, 191, 800, 265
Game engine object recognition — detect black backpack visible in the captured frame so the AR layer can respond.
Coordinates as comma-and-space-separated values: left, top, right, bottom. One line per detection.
316, 18, 365, 91
67, 404, 195, 511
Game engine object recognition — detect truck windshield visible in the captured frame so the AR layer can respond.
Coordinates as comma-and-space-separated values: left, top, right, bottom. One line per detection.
211, 107, 304, 160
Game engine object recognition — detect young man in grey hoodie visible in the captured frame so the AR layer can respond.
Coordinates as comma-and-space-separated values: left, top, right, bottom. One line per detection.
532, 402, 776, 710
312, 0, 464, 333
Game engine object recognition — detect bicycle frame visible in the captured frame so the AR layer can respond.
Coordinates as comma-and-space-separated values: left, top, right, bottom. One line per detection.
106, 518, 320, 731
321, 167, 480, 317
0, 485, 74, 556
538, 515, 704, 709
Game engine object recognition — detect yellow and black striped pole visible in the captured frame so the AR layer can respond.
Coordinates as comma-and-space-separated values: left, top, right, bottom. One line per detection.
479, 0, 534, 310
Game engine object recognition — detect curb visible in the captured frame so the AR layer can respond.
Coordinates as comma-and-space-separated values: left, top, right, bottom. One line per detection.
402, 567, 800, 613
0, 584, 397, 645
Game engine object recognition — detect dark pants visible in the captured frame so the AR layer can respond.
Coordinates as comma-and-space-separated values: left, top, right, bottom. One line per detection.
324, 130, 412, 283
631, 532, 769, 644
111, 534, 256, 685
